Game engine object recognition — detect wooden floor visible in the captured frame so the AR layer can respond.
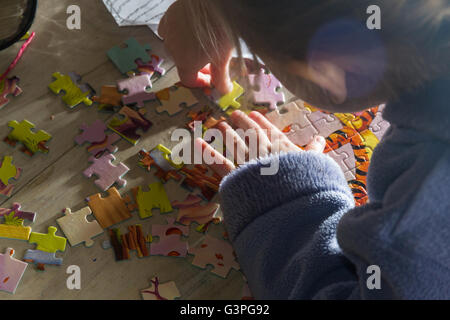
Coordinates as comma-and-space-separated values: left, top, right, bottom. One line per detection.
0, 0, 261, 300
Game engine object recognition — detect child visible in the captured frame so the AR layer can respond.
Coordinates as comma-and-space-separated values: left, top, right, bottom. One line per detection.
160, 0, 450, 299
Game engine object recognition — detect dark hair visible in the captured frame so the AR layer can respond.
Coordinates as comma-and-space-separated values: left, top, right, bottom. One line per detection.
191, 0, 450, 109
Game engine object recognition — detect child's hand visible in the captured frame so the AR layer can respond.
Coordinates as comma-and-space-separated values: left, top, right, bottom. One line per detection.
159, 0, 234, 94
195, 110, 326, 177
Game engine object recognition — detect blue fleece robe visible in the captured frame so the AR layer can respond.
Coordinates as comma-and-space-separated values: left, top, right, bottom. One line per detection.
219, 74, 450, 299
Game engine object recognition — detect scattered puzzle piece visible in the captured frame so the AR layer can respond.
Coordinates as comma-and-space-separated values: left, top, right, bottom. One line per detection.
150, 218, 189, 257
107, 38, 151, 74
141, 277, 180, 300
0, 209, 32, 240
0, 203, 36, 222
92, 85, 124, 108
0, 156, 21, 197
136, 54, 166, 77
108, 225, 149, 261
132, 182, 173, 219
83, 153, 129, 191
87, 187, 133, 229
23, 249, 63, 271
49, 72, 93, 108
188, 235, 239, 278
117, 74, 155, 107
75, 120, 108, 146
108, 106, 153, 145
180, 165, 222, 201
249, 68, 285, 110
86, 133, 120, 158
0, 77, 22, 110
4, 120, 52, 156
173, 194, 220, 226
155, 83, 198, 116
0, 248, 28, 294
57, 207, 104, 247
138, 145, 183, 183
29, 226, 66, 253
217, 81, 244, 111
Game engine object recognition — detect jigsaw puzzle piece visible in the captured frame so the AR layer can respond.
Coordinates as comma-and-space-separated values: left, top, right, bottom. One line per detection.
23, 249, 63, 271
49, 72, 93, 108
132, 182, 173, 219
155, 83, 198, 116
107, 225, 149, 261
216, 81, 244, 111
150, 218, 189, 257
136, 54, 166, 77
86, 133, 120, 158
249, 68, 285, 110
266, 101, 312, 132
0, 248, 28, 294
29, 226, 66, 253
108, 106, 153, 145
0, 77, 22, 110
369, 104, 390, 141
0, 156, 21, 194
83, 153, 129, 191
68, 72, 96, 97
138, 146, 183, 183
5, 120, 52, 156
188, 235, 239, 278
173, 194, 220, 226
107, 38, 151, 74
180, 165, 222, 201
141, 277, 180, 300
92, 85, 124, 108
87, 187, 133, 229
0, 203, 36, 222
117, 74, 156, 107
75, 119, 108, 145
57, 207, 104, 247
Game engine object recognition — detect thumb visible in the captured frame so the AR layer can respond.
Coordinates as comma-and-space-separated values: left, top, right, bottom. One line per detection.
210, 50, 234, 95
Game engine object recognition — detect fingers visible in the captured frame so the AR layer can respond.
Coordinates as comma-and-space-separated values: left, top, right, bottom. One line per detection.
210, 50, 234, 95
215, 121, 248, 165
177, 66, 212, 88
195, 138, 235, 178
305, 136, 326, 153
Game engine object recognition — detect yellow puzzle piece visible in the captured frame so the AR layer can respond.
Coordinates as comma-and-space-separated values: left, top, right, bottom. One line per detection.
48, 72, 93, 108
133, 182, 172, 219
29, 226, 67, 253
218, 81, 244, 111
0, 156, 18, 186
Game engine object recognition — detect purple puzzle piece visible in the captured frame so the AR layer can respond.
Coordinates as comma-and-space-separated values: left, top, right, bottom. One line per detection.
0, 248, 28, 294
87, 133, 120, 158
249, 68, 285, 110
117, 74, 155, 107
75, 119, 108, 145
136, 56, 166, 77
68, 72, 95, 97
0, 77, 22, 110
0, 203, 36, 222
83, 153, 129, 191
150, 218, 189, 257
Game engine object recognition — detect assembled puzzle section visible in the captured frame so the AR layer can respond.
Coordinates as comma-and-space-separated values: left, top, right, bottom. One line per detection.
48, 72, 94, 108
188, 235, 240, 278
108, 106, 153, 145
4, 120, 52, 156
150, 218, 189, 257
141, 277, 180, 300
107, 224, 149, 261
0, 77, 22, 110
155, 83, 199, 116
0, 156, 21, 197
83, 153, 129, 191
107, 38, 151, 74
0, 248, 28, 294
87, 187, 133, 229
57, 207, 104, 247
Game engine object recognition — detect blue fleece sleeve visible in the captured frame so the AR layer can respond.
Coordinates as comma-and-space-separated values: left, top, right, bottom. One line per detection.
219, 151, 356, 299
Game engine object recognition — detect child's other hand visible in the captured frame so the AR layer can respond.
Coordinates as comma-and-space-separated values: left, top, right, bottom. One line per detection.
159, 0, 234, 94
195, 110, 326, 177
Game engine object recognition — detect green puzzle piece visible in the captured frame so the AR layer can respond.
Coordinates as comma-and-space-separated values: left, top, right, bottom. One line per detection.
134, 182, 172, 219
0, 156, 18, 186
29, 226, 67, 253
107, 38, 151, 74
7, 120, 52, 155
49, 72, 92, 108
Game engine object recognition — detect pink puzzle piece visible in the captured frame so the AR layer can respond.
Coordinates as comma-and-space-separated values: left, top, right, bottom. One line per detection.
249, 69, 285, 110
0, 77, 22, 110
172, 194, 220, 226
0, 248, 28, 294
83, 153, 129, 191
188, 235, 240, 278
117, 74, 156, 107
75, 119, 107, 145
150, 217, 189, 257
86, 133, 120, 158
